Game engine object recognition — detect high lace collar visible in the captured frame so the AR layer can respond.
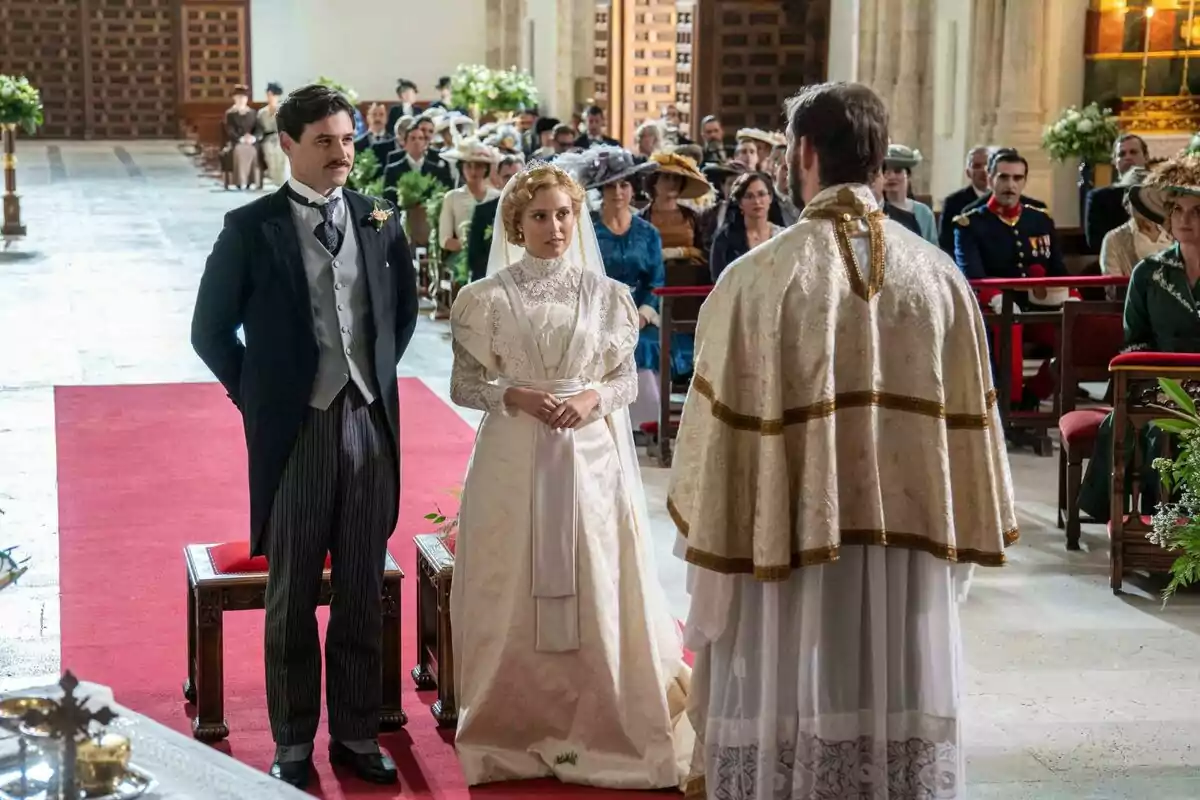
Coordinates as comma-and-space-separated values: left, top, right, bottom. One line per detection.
518, 252, 572, 276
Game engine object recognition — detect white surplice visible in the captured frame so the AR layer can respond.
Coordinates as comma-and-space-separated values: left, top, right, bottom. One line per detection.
448, 252, 694, 789
669, 184, 1017, 799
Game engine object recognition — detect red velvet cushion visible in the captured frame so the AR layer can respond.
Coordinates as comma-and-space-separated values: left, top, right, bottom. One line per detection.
1110, 352, 1200, 370
639, 421, 659, 436
1058, 407, 1110, 449
208, 541, 331, 575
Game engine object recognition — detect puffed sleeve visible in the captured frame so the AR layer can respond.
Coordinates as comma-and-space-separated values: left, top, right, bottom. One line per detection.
593, 284, 640, 419
449, 284, 510, 415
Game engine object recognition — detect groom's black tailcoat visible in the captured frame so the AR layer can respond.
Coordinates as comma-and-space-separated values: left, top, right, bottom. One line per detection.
191, 186, 418, 556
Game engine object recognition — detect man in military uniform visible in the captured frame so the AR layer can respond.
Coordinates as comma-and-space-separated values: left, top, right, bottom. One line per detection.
954, 149, 1067, 409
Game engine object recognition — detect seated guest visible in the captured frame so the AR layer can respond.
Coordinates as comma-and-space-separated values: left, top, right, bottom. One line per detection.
1085, 133, 1150, 252
428, 76, 460, 112
961, 149, 1047, 214
735, 128, 782, 168
955, 149, 1064, 409
661, 104, 692, 146
386, 78, 419, 133
486, 124, 523, 157
871, 172, 922, 236
355, 102, 393, 154
770, 154, 800, 227
699, 114, 732, 165
434, 111, 476, 151
223, 84, 259, 189
640, 152, 709, 264
574, 105, 619, 149
256, 81, 287, 186
699, 160, 749, 252
710, 171, 785, 282
938, 145, 992, 254
732, 138, 759, 171
490, 152, 523, 192
438, 139, 501, 276
382, 125, 453, 205
535, 123, 577, 159
516, 107, 539, 153
528, 116, 558, 158
1078, 154, 1200, 522
634, 120, 664, 161
573, 147, 666, 426
1100, 166, 1170, 299
883, 144, 937, 243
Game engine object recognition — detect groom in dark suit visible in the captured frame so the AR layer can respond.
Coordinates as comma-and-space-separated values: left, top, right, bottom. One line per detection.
191, 83, 418, 789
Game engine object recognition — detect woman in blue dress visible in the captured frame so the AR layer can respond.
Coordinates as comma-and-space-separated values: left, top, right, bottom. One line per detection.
567, 148, 673, 429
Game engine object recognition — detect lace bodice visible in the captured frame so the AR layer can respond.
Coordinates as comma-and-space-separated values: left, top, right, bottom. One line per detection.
449, 254, 640, 418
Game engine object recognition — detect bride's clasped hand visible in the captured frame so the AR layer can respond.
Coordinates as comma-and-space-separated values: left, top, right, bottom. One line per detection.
503, 386, 600, 428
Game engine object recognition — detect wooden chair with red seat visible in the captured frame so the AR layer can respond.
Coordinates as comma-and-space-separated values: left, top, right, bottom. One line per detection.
411, 532, 456, 727
1108, 352, 1200, 593
649, 272, 711, 466
1056, 300, 1124, 550
182, 541, 406, 741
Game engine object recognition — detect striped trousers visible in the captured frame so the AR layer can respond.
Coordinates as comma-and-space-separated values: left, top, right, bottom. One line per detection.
263, 384, 397, 746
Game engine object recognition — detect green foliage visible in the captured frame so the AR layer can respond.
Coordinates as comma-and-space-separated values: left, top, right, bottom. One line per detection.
348, 148, 384, 197
394, 171, 444, 210
423, 487, 462, 544
314, 76, 359, 105
1149, 378, 1200, 602
0, 75, 44, 134
1041, 102, 1121, 165
449, 64, 539, 119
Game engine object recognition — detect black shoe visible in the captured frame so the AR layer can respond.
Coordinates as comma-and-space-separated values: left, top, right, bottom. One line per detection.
329, 740, 398, 784
269, 755, 313, 789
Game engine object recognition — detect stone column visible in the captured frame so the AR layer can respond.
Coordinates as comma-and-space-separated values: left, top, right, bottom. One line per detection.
486, 0, 526, 71
991, 0, 1050, 203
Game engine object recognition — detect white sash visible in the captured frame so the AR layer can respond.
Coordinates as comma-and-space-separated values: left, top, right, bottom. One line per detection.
496, 269, 591, 652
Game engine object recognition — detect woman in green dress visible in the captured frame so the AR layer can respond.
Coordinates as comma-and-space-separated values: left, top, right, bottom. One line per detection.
1078, 154, 1200, 524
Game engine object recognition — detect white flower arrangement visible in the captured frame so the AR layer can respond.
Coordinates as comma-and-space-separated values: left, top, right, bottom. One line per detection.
450, 64, 538, 120
0, 74, 43, 134
1041, 102, 1121, 165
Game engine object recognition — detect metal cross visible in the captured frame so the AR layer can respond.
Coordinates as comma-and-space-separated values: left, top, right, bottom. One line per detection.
20, 671, 118, 797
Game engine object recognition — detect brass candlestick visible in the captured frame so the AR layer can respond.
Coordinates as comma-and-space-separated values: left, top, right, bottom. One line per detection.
2, 123, 26, 238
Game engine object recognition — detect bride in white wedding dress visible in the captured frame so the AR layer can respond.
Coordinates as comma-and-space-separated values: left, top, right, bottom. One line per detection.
447, 162, 694, 789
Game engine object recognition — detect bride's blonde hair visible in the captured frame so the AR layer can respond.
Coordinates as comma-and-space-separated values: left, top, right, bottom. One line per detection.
501, 163, 586, 245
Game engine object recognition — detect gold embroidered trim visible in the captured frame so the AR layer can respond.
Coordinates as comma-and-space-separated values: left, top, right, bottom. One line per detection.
806, 200, 887, 302
684, 776, 706, 798
668, 498, 1018, 576
690, 374, 995, 433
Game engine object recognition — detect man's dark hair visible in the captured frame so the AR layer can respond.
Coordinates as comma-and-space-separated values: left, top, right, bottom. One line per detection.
396, 78, 417, 94
988, 148, 1028, 177
701, 114, 721, 127
585, 105, 604, 117
436, 76, 451, 91
1114, 132, 1148, 160
277, 83, 356, 141
784, 82, 888, 187
553, 123, 576, 139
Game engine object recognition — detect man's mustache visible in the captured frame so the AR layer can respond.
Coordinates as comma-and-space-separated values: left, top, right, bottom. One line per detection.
326, 161, 351, 169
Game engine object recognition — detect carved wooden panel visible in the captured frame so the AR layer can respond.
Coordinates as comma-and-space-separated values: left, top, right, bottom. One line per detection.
179, 1, 249, 103
0, 0, 87, 138
88, 0, 178, 138
694, 0, 830, 132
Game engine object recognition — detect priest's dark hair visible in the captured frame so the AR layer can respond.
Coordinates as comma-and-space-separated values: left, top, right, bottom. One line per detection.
784, 82, 888, 188
276, 83, 356, 142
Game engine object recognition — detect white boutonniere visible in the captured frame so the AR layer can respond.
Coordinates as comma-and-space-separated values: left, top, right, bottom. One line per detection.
367, 202, 394, 231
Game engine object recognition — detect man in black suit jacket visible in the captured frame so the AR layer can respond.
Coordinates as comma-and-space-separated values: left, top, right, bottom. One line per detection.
1084, 134, 1149, 251
191, 84, 418, 790
354, 102, 393, 156
938, 145, 991, 254
385, 78, 419, 134
382, 126, 454, 205
466, 196, 498, 282
575, 104, 620, 149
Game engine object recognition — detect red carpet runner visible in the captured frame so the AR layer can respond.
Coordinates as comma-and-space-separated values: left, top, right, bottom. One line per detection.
56, 380, 677, 798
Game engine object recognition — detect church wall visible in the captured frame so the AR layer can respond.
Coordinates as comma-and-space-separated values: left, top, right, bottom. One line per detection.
247, 0, 489, 103
927, 0, 974, 207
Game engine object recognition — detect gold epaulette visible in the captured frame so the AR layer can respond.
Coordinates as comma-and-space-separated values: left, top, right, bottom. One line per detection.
954, 213, 971, 227
1023, 204, 1052, 219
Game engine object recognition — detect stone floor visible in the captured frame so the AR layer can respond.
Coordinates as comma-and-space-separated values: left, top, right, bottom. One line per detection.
2, 142, 1200, 798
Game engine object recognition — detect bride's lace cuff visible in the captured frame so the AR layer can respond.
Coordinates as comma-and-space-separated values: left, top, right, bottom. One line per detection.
593, 351, 637, 419
450, 339, 510, 416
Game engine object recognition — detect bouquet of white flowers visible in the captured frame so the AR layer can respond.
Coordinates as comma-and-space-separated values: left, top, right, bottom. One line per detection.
451, 64, 539, 121
0, 74, 44, 134
1042, 102, 1121, 165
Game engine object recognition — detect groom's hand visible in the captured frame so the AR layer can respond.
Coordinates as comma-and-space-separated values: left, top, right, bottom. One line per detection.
504, 387, 560, 422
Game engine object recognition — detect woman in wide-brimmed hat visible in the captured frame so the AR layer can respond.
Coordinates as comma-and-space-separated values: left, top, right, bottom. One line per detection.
1099, 166, 1170, 294
641, 153, 709, 263
1079, 151, 1200, 526
881, 143, 937, 243
438, 139, 501, 267
558, 147, 671, 428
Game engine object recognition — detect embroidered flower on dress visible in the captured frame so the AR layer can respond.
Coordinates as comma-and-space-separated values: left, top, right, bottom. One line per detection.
368, 202, 393, 231
1151, 267, 1195, 317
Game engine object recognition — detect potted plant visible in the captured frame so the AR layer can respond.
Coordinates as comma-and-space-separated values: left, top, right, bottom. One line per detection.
348, 148, 385, 197
1148, 378, 1200, 602
449, 64, 538, 122
0, 75, 42, 238
394, 171, 446, 247
1043, 102, 1122, 222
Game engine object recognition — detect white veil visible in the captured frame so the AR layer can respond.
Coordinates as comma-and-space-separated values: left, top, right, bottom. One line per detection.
484, 163, 686, 670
